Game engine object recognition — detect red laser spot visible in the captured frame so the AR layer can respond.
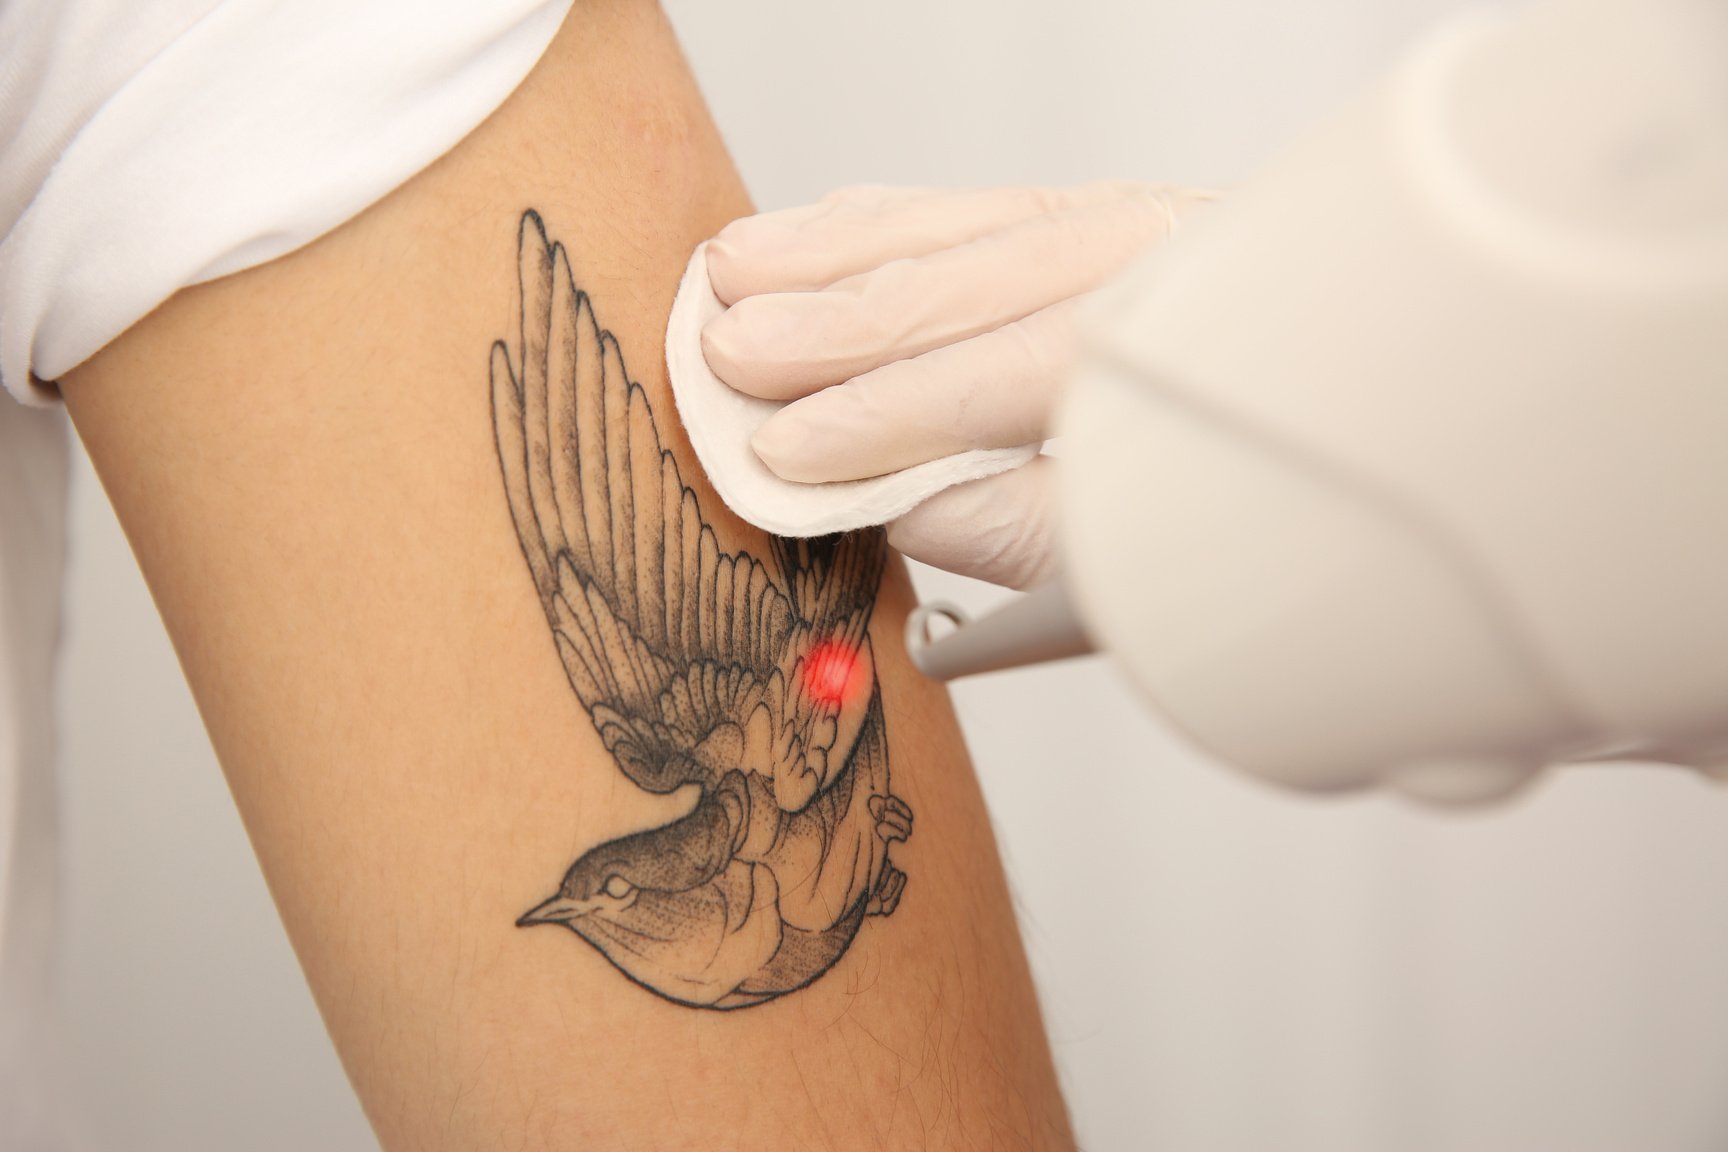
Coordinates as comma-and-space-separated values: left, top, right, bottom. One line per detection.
802, 638, 860, 707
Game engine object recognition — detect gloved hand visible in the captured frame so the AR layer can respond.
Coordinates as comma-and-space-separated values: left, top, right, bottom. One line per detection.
701, 181, 1215, 589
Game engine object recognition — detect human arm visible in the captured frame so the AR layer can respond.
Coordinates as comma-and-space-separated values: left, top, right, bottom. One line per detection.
58, 3, 1073, 1147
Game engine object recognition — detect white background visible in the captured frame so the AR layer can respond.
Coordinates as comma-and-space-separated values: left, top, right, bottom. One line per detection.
51, 1, 1728, 1149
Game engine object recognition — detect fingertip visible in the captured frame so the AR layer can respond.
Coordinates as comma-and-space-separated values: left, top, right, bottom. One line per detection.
699, 309, 789, 400
701, 296, 840, 401
706, 213, 804, 302
749, 415, 828, 484
704, 229, 750, 305
698, 314, 755, 393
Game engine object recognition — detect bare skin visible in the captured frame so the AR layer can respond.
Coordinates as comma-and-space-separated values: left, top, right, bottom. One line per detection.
58, 2, 1074, 1148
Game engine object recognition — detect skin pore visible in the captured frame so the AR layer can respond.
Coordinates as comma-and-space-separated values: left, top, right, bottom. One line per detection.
59, 1, 1074, 1147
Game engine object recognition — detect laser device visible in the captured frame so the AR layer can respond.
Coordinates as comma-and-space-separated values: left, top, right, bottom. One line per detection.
908, 0, 1728, 805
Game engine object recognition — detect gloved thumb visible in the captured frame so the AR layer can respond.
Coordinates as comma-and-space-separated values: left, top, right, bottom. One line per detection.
886, 456, 1058, 591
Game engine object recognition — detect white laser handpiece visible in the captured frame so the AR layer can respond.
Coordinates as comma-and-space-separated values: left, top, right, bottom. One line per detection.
908, 0, 1728, 804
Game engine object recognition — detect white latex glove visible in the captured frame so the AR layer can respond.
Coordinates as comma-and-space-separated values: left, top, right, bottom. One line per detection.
701, 182, 1214, 589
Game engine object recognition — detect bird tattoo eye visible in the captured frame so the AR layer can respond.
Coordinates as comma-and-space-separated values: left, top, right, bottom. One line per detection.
492, 211, 915, 1009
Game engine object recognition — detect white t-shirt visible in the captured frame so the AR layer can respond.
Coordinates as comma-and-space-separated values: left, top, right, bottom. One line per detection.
0, 2, 572, 1142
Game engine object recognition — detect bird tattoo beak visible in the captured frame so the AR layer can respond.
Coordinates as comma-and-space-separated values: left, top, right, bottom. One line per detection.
516, 894, 587, 927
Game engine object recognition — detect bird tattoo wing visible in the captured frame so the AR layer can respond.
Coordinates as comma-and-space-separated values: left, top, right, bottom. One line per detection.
490, 211, 913, 1009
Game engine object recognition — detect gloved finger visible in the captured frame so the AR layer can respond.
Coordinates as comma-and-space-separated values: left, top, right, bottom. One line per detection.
707, 182, 1146, 303
705, 193, 1176, 401
751, 300, 1076, 483
886, 456, 1058, 591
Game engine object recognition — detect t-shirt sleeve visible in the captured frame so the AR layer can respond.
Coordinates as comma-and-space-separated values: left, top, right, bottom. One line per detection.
0, 0, 575, 406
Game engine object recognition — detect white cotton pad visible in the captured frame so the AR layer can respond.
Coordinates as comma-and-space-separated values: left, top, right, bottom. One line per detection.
664, 242, 1040, 538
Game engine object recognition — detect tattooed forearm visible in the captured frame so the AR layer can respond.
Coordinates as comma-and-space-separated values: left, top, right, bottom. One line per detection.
489, 212, 913, 1009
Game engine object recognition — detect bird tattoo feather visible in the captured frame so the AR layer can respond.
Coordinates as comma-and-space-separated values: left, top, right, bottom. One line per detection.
490, 211, 913, 1009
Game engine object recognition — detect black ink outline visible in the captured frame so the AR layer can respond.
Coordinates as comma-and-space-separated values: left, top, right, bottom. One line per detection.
491, 212, 912, 1010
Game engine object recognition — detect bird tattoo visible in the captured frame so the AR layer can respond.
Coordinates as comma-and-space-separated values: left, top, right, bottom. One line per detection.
490, 211, 913, 1009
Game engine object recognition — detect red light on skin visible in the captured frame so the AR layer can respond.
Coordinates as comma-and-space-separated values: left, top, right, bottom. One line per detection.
801, 638, 861, 707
